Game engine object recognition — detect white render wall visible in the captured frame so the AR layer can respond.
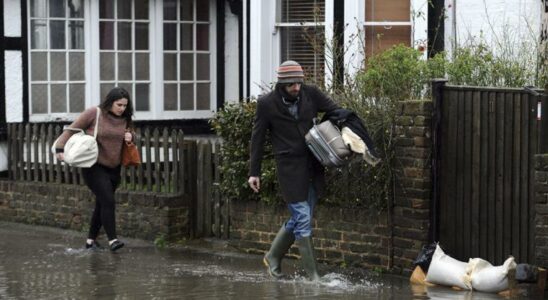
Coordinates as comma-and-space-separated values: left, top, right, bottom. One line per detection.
3, 0, 21, 37
444, 0, 541, 55
5, 51, 23, 123
224, 4, 240, 103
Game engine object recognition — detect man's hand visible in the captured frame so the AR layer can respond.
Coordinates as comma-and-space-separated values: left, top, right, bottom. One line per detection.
248, 176, 260, 193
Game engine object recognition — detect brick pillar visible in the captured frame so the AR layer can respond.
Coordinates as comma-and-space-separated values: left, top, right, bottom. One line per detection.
392, 100, 433, 274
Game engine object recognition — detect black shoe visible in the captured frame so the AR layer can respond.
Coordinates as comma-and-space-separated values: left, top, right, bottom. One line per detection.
110, 240, 125, 252
85, 240, 102, 250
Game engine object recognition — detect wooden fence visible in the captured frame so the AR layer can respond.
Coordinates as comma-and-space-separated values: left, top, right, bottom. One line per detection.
6, 123, 228, 239
433, 82, 540, 265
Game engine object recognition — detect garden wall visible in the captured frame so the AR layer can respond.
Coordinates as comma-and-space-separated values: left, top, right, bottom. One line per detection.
0, 180, 190, 242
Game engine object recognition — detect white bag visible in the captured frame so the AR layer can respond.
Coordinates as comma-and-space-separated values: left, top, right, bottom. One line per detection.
468, 257, 516, 293
425, 244, 472, 290
51, 107, 100, 168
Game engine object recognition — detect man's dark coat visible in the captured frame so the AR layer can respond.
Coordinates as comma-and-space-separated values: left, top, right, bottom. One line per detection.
249, 85, 339, 202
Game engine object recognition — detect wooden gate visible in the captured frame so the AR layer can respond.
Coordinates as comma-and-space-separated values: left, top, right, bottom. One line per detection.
434, 83, 540, 265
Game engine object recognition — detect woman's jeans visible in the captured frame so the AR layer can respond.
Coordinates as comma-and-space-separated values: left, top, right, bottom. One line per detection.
82, 164, 121, 241
285, 185, 317, 240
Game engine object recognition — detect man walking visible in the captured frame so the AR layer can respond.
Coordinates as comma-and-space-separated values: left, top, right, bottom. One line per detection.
248, 60, 339, 281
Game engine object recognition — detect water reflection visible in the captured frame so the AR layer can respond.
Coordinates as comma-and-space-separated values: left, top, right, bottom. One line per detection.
0, 222, 542, 299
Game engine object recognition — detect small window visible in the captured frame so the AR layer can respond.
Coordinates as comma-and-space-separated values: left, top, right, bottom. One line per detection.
29, 0, 86, 114
277, 0, 325, 85
162, 0, 211, 112
364, 0, 412, 57
99, 0, 150, 111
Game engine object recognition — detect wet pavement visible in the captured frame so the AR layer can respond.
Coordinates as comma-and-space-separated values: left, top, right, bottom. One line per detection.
0, 221, 543, 299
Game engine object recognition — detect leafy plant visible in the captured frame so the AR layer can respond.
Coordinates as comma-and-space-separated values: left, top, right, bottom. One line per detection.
210, 101, 282, 205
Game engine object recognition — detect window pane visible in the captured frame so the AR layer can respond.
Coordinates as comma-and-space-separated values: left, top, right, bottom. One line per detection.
31, 0, 47, 17
164, 84, 178, 110
135, 23, 149, 50
196, 24, 208, 50
196, 0, 209, 21
180, 83, 194, 110
135, 53, 149, 80
135, 0, 149, 19
196, 54, 209, 80
69, 52, 85, 80
69, 84, 85, 112
69, 0, 84, 18
101, 83, 116, 100
31, 84, 48, 114
365, 0, 409, 22
50, 0, 66, 17
99, 0, 114, 19
280, 27, 325, 83
50, 52, 66, 81
181, 0, 193, 21
31, 20, 47, 49
164, 0, 177, 20
180, 53, 193, 80
164, 54, 177, 80
117, 0, 132, 19
163, 24, 177, 50
69, 21, 85, 49
118, 53, 133, 80
135, 84, 150, 111
51, 84, 67, 112
196, 83, 210, 110
281, 0, 325, 22
119, 83, 133, 97
100, 52, 115, 80
181, 24, 193, 50
31, 52, 48, 81
118, 22, 132, 50
50, 20, 66, 49
364, 25, 411, 57
100, 21, 114, 49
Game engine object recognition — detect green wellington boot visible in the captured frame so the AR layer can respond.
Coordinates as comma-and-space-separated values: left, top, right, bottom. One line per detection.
297, 236, 321, 281
263, 223, 295, 278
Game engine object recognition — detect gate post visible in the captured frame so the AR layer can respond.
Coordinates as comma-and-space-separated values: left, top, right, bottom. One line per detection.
541, 88, 548, 154
431, 78, 447, 243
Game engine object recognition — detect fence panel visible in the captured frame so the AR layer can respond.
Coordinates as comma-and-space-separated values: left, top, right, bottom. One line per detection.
437, 85, 538, 265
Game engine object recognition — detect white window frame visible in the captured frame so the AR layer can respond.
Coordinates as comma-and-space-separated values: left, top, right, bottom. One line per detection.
274, 0, 327, 86
28, 0, 217, 122
28, 0, 93, 122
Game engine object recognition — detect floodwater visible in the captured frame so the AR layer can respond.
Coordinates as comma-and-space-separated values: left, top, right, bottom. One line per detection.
0, 222, 542, 299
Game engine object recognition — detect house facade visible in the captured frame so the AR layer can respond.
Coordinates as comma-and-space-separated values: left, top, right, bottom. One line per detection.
0, 0, 542, 172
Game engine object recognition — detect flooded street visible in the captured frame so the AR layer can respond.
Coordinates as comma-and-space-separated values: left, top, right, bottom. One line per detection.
0, 222, 539, 299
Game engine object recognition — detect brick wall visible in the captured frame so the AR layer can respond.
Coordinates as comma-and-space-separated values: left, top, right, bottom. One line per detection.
534, 154, 548, 267
228, 199, 391, 269
0, 180, 190, 242
228, 100, 433, 274
392, 100, 433, 274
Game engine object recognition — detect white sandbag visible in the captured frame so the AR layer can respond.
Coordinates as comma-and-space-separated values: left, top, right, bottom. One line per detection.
425, 244, 472, 290
468, 256, 516, 293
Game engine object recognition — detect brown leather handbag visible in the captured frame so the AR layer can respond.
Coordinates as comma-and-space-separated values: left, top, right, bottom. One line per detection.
121, 141, 141, 167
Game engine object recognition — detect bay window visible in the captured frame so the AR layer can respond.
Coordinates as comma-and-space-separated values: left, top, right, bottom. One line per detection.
27, 0, 215, 121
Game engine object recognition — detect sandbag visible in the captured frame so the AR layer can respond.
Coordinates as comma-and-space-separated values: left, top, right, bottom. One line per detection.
468, 257, 516, 293
425, 244, 472, 290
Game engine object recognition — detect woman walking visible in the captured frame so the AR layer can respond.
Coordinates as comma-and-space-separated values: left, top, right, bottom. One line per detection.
55, 87, 134, 252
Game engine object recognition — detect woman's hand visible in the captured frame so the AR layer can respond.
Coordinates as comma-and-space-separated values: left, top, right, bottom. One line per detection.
124, 131, 133, 142
56, 153, 64, 161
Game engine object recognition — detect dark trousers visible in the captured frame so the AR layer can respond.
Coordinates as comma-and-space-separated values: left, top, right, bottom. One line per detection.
82, 164, 121, 241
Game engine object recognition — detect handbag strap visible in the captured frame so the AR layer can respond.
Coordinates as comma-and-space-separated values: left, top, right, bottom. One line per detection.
93, 106, 100, 139
65, 106, 101, 139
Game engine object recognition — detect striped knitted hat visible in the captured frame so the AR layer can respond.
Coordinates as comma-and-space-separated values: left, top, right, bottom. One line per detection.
277, 60, 304, 84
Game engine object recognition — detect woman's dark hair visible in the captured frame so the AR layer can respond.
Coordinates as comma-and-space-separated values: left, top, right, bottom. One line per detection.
99, 87, 134, 128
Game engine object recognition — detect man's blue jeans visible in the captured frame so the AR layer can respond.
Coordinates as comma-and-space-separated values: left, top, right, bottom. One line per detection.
285, 185, 316, 240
